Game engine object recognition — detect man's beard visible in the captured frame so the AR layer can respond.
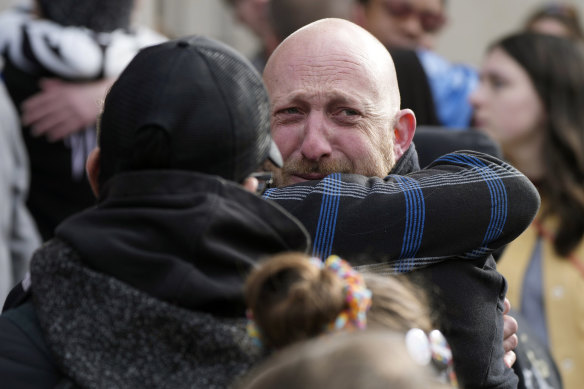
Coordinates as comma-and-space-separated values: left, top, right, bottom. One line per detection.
271, 157, 352, 187
271, 147, 394, 188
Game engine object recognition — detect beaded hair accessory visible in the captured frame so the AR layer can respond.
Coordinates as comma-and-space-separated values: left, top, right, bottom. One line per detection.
246, 309, 263, 348
246, 255, 372, 347
406, 328, 458, 387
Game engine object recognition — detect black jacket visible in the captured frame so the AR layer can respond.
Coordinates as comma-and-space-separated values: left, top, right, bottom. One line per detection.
0, 171, 310, 388
267, 147, 540, 389
3, 53, 97, 241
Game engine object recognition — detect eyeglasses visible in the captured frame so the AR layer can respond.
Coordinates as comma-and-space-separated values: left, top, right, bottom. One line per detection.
383, 0, 446, 33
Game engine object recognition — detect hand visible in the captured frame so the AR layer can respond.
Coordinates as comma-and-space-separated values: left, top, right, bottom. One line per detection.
21, 78, 114, 142
502, 297, 518, 368
242, 176, 259, 193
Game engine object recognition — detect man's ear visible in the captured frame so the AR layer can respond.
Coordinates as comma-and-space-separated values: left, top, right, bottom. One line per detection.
392, 109, 416, 161
86, 147, 101, 198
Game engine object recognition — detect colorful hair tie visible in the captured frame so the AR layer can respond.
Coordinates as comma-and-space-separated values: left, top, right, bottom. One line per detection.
246, 309, 263, 348
246, 255, 372, 348
315, 255, 372, 332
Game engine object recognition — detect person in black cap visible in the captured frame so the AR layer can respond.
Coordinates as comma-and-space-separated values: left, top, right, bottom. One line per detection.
0, 35, 310, 389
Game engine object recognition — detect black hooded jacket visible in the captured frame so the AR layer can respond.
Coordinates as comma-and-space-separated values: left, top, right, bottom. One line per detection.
0, 171, 310, 389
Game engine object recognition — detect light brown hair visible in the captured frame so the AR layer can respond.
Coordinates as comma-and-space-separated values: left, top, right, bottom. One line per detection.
244, 252, 433, 350
237, 331, 450, 389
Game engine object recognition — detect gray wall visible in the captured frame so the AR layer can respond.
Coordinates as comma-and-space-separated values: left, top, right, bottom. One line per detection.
436, 0, 584, 67
1, 0, 583, 68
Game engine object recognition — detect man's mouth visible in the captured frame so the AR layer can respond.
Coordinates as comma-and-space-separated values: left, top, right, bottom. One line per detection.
293, 173, 326, 181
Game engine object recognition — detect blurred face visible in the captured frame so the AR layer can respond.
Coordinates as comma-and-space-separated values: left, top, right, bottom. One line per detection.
264, 23, 404, 187
229, 0, 270, 39
470, 48, 545, 151
356, 0, 446, 50
528, 17, 573, 38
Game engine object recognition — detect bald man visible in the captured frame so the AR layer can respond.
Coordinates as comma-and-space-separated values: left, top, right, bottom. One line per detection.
263, 19, 538, 389
265, 18, 412, 187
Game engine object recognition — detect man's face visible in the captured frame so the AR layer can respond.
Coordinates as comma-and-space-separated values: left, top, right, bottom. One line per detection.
265, 43, 396, 187
357, 0, 445, 50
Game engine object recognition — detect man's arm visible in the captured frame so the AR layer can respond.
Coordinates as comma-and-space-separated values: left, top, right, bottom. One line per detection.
265, 150, 540, 268
267, 150, 530, 388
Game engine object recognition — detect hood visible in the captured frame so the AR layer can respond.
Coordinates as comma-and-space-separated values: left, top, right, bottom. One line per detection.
30, 240, 261, 388
389, 143, 420, 176
56, 170, 310, 317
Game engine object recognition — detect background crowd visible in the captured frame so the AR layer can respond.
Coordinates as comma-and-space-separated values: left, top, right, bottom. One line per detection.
0, 0, 582, 388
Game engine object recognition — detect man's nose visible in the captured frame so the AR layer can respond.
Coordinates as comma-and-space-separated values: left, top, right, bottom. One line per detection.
300, 112, 332, 161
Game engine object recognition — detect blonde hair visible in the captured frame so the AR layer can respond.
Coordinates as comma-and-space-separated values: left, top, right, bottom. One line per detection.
364, 272, 433, 333
237, 331, 450, 389
244, 252, 433, 350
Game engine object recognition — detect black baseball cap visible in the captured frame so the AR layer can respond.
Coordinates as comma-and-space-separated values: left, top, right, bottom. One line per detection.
99, 35, 282, 184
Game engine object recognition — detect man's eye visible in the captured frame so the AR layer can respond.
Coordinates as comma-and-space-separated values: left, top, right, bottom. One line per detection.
281, 107, 301, 114
274, 107, 304, 124
334, 108, 360, 117
341, 108, 359, 116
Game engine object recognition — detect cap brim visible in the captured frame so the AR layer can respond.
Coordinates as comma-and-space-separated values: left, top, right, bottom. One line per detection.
268, 140, 283, 168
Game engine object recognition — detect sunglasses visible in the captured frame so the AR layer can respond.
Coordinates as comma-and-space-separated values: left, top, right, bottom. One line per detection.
383, 0, 446, 33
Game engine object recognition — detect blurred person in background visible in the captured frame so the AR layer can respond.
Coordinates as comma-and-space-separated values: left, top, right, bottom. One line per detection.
268, 0, 354, 41
0, 74, 40, 304
226, 0, 441, 127
0, 0, 166, 241
524, 2, 583, 40
268, 0, 441, 126
352, 0, 478, 128
223, 0, 279, 71
470, 32, 584, 389
230, 0, 441, 126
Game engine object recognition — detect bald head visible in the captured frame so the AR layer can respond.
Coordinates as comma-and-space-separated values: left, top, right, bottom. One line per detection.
264, 19, 415, 187
265, 18, 401, 111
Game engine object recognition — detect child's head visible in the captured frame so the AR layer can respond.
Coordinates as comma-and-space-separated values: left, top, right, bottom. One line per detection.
237, 330, 451, 389
244, 253, 347, 349
244, 252, 433, 350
